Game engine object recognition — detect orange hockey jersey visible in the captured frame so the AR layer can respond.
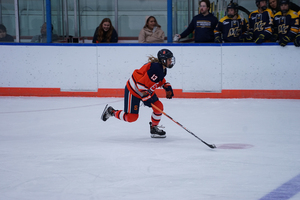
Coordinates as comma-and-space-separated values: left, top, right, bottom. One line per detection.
126, 62, 167, 99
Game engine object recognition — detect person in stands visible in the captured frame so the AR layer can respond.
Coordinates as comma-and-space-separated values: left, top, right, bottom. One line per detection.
0, 24, 14, 42
92, 18, 118, 43
138, 16, 165, 43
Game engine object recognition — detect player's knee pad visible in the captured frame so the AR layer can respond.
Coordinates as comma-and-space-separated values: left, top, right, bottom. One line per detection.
125, 113, 139, 123
152, 100, 163, 114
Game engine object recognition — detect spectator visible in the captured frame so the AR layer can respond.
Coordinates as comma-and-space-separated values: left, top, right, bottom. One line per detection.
273, 0, 299, 46
138, 16, 165, 43
92, 18, 118, 43
31, 22, 58, 43
0, 24, 14, 42
269, 0, 300, 14
247, 0, 274, 44
214, 2, 248, 43
174, 0, 218, 43
295, 10, 300, 47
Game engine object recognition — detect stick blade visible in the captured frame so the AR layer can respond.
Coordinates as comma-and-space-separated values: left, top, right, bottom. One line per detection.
208, 144, 217, 149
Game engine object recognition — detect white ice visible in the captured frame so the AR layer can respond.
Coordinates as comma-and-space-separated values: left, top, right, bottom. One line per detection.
0, 97, 300, 200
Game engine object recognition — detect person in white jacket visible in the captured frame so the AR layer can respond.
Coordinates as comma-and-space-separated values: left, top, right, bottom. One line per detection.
138, 16, 165, 43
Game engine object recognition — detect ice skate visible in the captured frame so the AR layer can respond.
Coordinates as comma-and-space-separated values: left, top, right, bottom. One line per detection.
150, 122, 166, 138
101, 104, 115, 121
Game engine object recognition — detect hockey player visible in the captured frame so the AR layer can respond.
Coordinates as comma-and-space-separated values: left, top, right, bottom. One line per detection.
269, 0, 300, 15
247, 0, 274, 44
101, 49, 175, 138
273, 0, 299, 46
214, 2, 248, 43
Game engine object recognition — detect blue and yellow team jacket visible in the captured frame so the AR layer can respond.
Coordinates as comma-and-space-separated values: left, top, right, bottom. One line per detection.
248, 8, 274, 40
214, 15, 248, 42
273, 10, 299, 41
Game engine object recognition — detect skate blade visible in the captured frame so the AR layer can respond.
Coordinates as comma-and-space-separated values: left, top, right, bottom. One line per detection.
151, 134, 166, 138
101, 104, 109, 121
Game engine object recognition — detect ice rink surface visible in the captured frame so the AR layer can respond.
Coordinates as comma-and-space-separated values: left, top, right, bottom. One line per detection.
0, 97, 299, 200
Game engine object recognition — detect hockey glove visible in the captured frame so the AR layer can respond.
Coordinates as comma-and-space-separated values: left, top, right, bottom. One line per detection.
270, 33, 278, 42
214, 36, 222, 43
294, 34, 300, 47
142, 93, 154, 107
143, 97, 154, 107
163, 82, 174, 99
239, 34, 247, 42
279, 35, 290, 47
246, 32, 253, 42
255, 34, 265, 44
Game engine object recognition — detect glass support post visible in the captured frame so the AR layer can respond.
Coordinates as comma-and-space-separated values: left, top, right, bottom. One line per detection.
14, 0, 20, 42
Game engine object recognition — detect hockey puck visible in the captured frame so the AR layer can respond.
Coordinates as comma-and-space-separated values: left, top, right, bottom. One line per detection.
216, 143, 254, 149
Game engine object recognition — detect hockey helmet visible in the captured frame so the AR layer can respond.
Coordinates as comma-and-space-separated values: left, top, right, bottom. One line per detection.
255, 0, 268, 10
227, 2, 239, 18
279, 0, 290, 13
279, 0, 290, 5
157, 49, 175, 68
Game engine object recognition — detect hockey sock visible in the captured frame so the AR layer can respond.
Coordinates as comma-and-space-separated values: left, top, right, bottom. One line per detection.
151, 101, 164, 126
151, 112, 162, 126
114, 110, 138, 123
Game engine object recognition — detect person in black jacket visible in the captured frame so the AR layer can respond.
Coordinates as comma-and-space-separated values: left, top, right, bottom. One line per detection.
269, 0, 300, 14
0, 24, 14, 42
92, 18, 118, 43
174, 0, 218, 43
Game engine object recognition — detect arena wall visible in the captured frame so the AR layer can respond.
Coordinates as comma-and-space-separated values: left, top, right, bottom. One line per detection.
0, 43, 299, 99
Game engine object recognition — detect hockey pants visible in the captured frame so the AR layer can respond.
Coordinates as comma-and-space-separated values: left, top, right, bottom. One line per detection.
114, 86, 163, 126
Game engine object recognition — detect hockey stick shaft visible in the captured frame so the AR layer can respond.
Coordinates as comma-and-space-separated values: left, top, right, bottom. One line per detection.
151, 103, 216, 149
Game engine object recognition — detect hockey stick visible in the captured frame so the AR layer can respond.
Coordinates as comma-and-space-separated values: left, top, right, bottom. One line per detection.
151, 103, 216, 149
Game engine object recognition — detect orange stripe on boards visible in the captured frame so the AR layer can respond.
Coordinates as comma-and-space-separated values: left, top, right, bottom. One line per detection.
0, 87, 300, 99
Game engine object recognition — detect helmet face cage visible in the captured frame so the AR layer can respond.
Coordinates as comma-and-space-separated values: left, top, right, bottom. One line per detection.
158, 49, 175, 68
227, 2, 238, 18
279, 0, 290, 13
256, 0, 268, 10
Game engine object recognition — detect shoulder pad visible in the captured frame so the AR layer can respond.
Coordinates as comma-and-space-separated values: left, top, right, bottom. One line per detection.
288, 10, 299, 18
219, 16, 229, 23
249, 10, 259, 18
147, 62, 165, 83
274, 11, 282, 16
265, 8, 274, 17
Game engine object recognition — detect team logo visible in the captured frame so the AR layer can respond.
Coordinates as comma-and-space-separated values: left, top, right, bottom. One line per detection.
278, 24, 289, 34
254, 21, 266, 32
274, 16, 281, 21
227, 27, 241, 37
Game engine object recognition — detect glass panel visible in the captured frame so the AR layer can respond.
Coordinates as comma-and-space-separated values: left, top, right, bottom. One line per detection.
17, 0, 60, 43
173, 0, 199, 38
18, 0, 44, 42
117, 0, 167, 38
51, 0, 63, 41
79, 0, 115, 38
174, 0, 189, 36
238, 0, 257, 16
0, 0, 15, 42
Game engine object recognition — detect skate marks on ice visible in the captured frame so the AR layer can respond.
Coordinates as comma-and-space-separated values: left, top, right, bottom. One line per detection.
216, 143, 254, 149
